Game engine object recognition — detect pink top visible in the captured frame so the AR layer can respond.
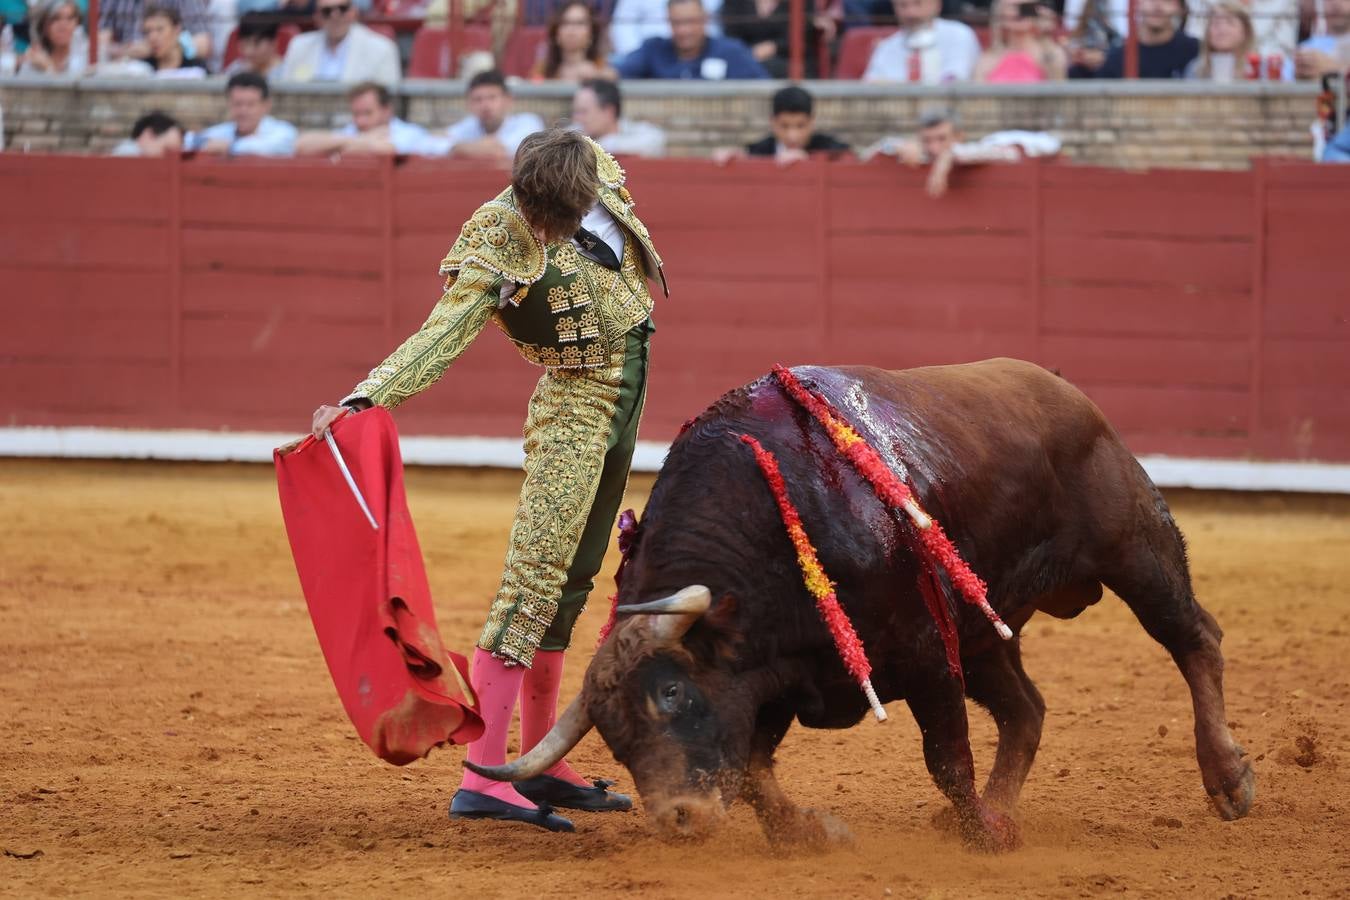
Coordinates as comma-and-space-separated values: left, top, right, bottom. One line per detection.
985, 50, 1047, 83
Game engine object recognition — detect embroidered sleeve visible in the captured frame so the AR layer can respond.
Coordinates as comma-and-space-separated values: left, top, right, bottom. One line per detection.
341, 266, 501, 411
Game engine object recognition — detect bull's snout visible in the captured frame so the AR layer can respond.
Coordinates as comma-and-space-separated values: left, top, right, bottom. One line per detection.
649, 793, 726, 841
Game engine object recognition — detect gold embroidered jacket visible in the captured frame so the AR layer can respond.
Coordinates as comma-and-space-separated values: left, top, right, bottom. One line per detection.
342, 142, 665, 410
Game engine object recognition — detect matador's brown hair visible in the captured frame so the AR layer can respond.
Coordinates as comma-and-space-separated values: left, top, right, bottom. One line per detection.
512, 129, 599, 245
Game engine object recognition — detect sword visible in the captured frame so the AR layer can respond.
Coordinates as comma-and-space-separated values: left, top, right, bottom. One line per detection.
324, 429, 379, 531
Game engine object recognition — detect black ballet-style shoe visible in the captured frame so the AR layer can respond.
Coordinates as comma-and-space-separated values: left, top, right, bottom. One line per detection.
514, 776, 634, 813
449, 789, 575, 832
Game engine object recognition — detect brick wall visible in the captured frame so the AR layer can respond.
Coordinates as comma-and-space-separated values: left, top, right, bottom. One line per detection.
0, 76, 1320, 168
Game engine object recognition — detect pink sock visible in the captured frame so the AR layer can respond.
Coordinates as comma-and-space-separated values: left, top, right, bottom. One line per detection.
458, 648, 535, 807
520, 649, 590, 787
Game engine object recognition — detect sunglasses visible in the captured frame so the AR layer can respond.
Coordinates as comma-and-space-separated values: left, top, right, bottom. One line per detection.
318, 3, 351, 16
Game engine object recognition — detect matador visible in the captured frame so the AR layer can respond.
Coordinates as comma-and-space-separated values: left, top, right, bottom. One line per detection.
308, 129, 665, 831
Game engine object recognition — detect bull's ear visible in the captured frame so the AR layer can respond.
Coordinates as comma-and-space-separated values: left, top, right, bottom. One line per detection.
695, 593, 744, 664
704, 594, 737, 633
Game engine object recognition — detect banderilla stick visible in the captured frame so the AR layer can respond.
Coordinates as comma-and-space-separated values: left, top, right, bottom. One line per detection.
324, 430, 379, 531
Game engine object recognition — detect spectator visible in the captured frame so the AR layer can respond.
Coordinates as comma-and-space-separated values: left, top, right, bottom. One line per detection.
1324, 121, 1350, 161
535, 0, 618, 80
1296, 0, 1349, 79
1186, 0, 1263, 78
296, 81, 450, 156
862, 0, 982, 83
609, 0, 722, 58
720, 0, 838, 78
975, 0, 1067, 81
188, 72, 298, 156
18, 0, 88, 75
444, 69, 544, 160
278, 0, 401, 84
224, 13, 283, 80
616, 0, 770, 78
141, 4, 209, 73
111, 110, 185, 155
865, 108, 1061, 197
1064, 0, 1121, 74
101, 0, 211, 61
570, 77, 667, 156
1187, 1, 1298, 60
715, 84, 850, 163
1077, 0, 1198, 77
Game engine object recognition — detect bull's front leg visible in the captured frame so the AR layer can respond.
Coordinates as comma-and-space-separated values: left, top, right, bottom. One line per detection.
907, 675, 1021, 853
741, 703, 853, 850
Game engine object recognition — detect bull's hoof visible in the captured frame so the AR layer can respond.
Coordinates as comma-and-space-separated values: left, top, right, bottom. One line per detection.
961, 807, 1022, 854
933, 804, 1021, 853
966, 809, 1015, 858
1208, 756, 1255, 821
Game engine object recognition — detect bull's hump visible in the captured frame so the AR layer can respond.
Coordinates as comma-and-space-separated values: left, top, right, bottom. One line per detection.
763, 366, 919, 488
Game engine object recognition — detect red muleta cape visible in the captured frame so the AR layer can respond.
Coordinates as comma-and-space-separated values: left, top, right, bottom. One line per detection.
274, 409, 484, 764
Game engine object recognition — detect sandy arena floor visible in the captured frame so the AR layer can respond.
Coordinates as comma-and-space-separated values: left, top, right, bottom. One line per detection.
1, 459, 1348, 899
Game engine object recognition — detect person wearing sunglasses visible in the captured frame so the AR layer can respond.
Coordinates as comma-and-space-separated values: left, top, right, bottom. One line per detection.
277, 0, 399, 84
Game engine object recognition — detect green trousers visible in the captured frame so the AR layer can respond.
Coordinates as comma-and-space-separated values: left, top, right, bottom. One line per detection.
540, 319, 653, 651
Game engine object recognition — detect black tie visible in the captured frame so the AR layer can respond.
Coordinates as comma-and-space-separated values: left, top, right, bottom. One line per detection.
573, 226, 622, 272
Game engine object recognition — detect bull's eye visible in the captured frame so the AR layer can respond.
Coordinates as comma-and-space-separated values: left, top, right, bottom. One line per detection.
657, 681, 683, 714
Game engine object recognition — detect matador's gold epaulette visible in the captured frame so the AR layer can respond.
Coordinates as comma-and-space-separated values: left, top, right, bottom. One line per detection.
582, 135, 626, 192
439, 188, 547, 285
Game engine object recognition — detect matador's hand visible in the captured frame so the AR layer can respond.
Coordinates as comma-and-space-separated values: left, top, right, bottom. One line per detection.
311, 404, 351, 439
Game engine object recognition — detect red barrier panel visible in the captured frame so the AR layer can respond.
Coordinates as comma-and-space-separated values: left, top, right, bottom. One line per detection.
2, 154, 1348, 463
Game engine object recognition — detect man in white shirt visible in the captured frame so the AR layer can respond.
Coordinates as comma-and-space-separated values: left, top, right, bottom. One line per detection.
296, 82, 450, 157
865, 108, 1060, 197
608, 0, 723, 58
278, 0, 401, 85
444, 69, 545, 160
570, 78, 667, 158
189, 72, 298, 156
862, 0, 981, 83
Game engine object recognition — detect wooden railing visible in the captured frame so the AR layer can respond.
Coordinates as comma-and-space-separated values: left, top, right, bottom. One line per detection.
2, 153, 1347, 462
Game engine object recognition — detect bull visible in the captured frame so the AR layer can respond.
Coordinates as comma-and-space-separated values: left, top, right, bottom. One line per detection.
467, 359, 1255, 851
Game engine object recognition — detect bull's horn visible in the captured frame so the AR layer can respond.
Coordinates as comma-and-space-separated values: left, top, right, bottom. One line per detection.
462, 695, 593, 782
617, 585, 712, 643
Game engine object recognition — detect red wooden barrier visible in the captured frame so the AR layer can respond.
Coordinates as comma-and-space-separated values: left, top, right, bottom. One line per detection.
2, 154, 1348, 463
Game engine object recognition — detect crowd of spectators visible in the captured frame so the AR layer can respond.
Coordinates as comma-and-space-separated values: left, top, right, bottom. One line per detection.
1, 0, 1344, 83
110, 75, 1079, 193
1, 0, 1345, 161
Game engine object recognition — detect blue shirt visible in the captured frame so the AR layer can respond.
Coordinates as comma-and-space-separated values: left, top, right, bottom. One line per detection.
444, 112, 544, 158
191, 116, 298, 157
1325, 125, 1350, 164
616, 34, 769, 79
340, 117, 449, 156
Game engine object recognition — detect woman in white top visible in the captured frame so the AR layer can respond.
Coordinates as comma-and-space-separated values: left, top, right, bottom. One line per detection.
1185, 0, 1260, 79
19, 0, 89, 76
